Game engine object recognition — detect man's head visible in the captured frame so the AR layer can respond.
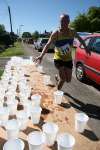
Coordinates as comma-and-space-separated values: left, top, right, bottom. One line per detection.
60, 14, 70, 29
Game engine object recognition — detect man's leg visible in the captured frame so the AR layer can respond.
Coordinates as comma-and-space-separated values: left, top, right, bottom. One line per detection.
57, 67, 66, 90
64, 67, 72, 82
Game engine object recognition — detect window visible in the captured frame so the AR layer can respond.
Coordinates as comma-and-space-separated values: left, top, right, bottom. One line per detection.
92, 37, 100, 54
80, 37, 92, 48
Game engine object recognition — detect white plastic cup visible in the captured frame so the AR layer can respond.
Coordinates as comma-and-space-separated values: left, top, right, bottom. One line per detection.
7, 100, 18, 115
31, 94, 41, 106
0, 107, 9, 125
3, 139, 24, 150
31, 107, 42, 124
16, 110, 28, 130
42, 122, 59, 146
37, 65, 44, 73
23, 101, 32, 117
75, 113, 89, 133
54, 90, 64, 104
5, 119, 21, 139
27, 131, 45, 150
29, 56, 33, 65
57, 133, 75, 150
43, 75, 51, 85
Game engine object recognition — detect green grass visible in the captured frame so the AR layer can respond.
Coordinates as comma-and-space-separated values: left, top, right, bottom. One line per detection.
0, 42, 24, 57
0, 69, 4, 77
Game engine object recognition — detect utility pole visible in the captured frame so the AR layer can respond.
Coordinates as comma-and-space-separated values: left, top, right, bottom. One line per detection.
4, 0, 13, 33
8, 5, 13, 33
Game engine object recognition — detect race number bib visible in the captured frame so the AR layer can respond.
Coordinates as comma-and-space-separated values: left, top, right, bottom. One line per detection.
59, 44, 71, 55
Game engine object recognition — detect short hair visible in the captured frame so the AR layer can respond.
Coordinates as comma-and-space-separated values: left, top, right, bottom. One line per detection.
60, 14, 70, 23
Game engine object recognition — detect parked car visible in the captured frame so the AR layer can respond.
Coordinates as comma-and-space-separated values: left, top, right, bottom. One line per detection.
34, 38, 54, 52
73, 32, 92, 47
75, 33, 100, 85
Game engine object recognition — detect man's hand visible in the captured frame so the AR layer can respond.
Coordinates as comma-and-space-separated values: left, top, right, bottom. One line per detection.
33, 55, 43, 64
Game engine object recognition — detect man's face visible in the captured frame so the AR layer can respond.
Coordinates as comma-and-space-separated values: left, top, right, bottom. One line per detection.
60, 15, 70, 28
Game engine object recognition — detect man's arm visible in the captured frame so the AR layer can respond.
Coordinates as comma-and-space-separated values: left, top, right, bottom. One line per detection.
34, 31, 57, 63
75, 32, 90, 54
40, 31, 57, 58
75, 32, 87, 48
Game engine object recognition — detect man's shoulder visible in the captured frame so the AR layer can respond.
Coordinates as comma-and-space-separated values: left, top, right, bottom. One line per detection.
69, 27, 75, 32
69, 28, 76, 36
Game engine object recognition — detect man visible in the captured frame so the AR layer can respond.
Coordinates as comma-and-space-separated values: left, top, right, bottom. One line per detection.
34, 14, 89, 90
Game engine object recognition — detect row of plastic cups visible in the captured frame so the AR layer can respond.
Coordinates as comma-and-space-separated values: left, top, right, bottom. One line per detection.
3, 133, 75, 150
31, 90, 64, 106
27, 115, 89, 150
3, 118, 88, 150
3, 119, 89, 150
3, 107, 42, 140
27, 122, 75, 150
16, 105, 42, 130
0, 105, 89, 135
16, 102, 42, 125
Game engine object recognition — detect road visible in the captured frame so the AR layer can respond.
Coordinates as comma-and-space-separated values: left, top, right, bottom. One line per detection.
1, 43, 100, 140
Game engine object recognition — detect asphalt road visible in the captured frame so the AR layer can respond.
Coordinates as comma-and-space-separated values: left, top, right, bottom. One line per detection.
1, 43, 100, 140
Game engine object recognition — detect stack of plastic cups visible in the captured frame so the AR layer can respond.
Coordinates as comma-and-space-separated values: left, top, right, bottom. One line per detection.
42, 122, 59, 146
31, 107, 42, 124
16, 110, 28, 130
57, 133, 75, 150
54, 90, 64, 105
7, 100, 18, 116
23, 101, 32, 118
27, 131, 45, 150
5, 119, 21, 139
31, 94, 41, 107
0, 107, 9, 126
75, 112, 89, 133
3, 139, 24, 150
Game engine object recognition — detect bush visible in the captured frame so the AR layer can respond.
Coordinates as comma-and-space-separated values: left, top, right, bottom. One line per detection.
0, 32, 12, 47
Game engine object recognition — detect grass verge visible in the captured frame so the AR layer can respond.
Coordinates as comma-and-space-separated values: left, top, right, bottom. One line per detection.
0, 69, 4, 78
0, 42, 24, 57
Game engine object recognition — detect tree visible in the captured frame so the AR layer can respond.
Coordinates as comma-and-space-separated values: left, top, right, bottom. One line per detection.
87, 6, 100, 20
0, 32, 12, 47
70, 6, 100, 32
70, 13, 90, 32
32, 31, 39, 40
90, 18, 100, 32
0, 24, 5, 33
22, 32, 32, 38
